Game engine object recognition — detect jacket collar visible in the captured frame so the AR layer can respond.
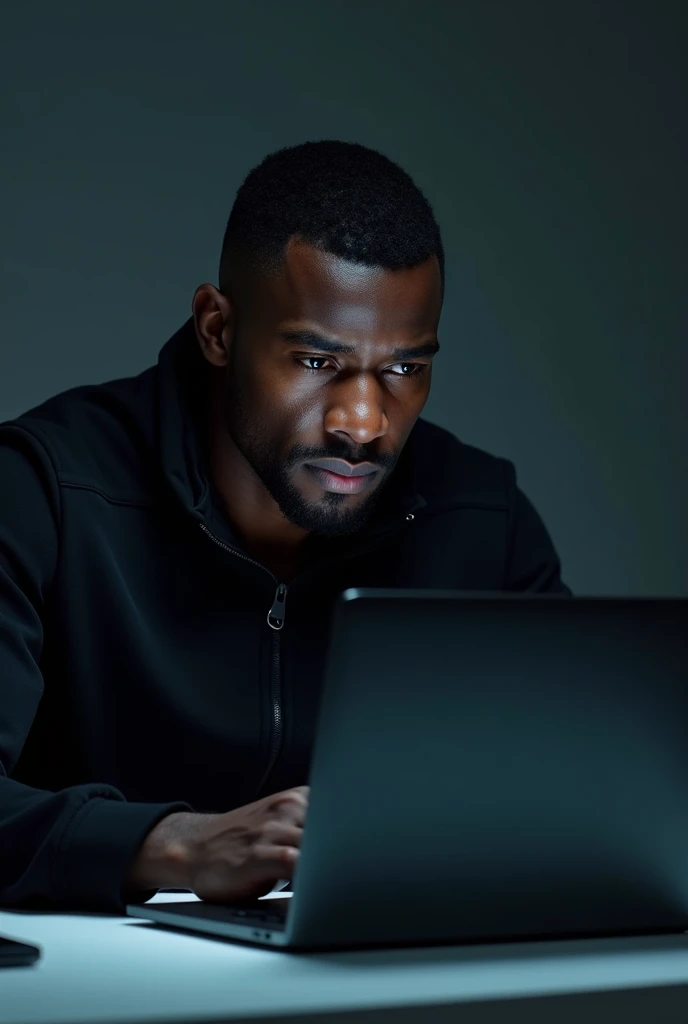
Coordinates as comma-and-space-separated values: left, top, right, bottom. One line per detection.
156, 318, 427, 546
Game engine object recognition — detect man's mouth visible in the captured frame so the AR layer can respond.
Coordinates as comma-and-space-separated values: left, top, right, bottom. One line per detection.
304, 458, 379, 478
303, 458, 379, 495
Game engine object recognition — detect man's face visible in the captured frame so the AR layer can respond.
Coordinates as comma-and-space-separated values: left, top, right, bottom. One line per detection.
223, 238, 442, 536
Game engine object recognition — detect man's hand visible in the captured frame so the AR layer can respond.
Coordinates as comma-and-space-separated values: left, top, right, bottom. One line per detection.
125, 786, 309, 902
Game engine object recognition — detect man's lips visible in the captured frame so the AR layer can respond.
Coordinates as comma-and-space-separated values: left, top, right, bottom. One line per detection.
303, 457, 379, 478
303, 463, 379, 495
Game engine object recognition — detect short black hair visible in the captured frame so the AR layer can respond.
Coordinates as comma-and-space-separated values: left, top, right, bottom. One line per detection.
220, 140, 444, 295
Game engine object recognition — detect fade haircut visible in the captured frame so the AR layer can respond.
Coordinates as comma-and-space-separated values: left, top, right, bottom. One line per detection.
219, 140, 444, 295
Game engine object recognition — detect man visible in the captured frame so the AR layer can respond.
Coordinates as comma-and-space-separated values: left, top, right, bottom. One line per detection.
0, 141, 569, 913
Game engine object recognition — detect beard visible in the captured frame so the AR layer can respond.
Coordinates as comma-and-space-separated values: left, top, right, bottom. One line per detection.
223, 377, 397, 537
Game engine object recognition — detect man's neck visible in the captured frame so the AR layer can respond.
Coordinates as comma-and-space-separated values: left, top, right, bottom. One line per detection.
206, 374, 310, 572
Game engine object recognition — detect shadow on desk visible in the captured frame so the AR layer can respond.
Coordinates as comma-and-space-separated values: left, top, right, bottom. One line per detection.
222, 985, 688, 1024
308, 931, 688, 968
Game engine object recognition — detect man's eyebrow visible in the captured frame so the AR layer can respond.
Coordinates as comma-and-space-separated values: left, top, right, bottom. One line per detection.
280, 330, 440, 360
392, 340, 441, 360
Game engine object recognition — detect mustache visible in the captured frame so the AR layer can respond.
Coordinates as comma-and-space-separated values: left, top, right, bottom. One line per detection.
286, 443, 397, 472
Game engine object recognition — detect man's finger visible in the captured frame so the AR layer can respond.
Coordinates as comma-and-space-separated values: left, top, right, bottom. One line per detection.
251, 842, 300, 879
261, 821, 302, 848
272, 791, 308, 826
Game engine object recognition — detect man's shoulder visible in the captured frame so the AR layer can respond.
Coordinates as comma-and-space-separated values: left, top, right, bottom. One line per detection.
0, 366, 158, 503
413, 417, 514, 510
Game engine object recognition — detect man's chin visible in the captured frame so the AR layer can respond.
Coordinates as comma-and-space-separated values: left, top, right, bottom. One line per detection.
278, 489, 381, 537
284, 504, 373, 537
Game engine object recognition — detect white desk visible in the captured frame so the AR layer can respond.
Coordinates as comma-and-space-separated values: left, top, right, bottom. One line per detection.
3, 892, 688, 1024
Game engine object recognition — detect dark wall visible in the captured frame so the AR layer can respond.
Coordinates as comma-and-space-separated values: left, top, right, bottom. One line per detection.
1, 0, 686, 595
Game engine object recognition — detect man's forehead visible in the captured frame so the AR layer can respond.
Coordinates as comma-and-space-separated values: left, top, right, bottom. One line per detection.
282, 239, 385, 288
263, 239, 441, 334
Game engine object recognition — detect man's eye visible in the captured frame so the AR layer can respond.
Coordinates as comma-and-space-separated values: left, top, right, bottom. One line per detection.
390, 363, 427, 376
299, 357, 330, 372
297, 358, 427, 376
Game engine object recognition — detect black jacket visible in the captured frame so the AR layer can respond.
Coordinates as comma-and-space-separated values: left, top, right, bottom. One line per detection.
0, 320, 570, 913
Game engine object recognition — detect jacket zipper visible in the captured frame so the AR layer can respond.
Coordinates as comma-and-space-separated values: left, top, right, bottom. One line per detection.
198, 507, 419, 797
198, 523, 286, 797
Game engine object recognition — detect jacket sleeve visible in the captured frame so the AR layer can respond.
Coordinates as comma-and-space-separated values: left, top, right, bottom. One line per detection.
0, 426, 191, 912
503, 460, 572, 594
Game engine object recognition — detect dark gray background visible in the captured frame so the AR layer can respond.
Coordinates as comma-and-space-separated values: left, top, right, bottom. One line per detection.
1, 0, 685, 595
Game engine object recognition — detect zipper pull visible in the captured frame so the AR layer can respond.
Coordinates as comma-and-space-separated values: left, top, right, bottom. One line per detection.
267, 583, 288, 630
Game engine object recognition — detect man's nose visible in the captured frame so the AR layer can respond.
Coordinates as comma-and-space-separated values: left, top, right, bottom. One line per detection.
323, 373, 389, 445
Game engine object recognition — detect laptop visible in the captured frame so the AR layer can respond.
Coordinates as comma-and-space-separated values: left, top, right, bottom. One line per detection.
127, 589, 688, 951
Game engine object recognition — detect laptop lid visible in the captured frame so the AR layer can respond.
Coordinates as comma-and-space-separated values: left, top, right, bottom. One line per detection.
285, 590, 688, 948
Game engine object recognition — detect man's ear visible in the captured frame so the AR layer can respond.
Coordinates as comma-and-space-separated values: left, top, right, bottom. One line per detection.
192, 283, 234, 368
